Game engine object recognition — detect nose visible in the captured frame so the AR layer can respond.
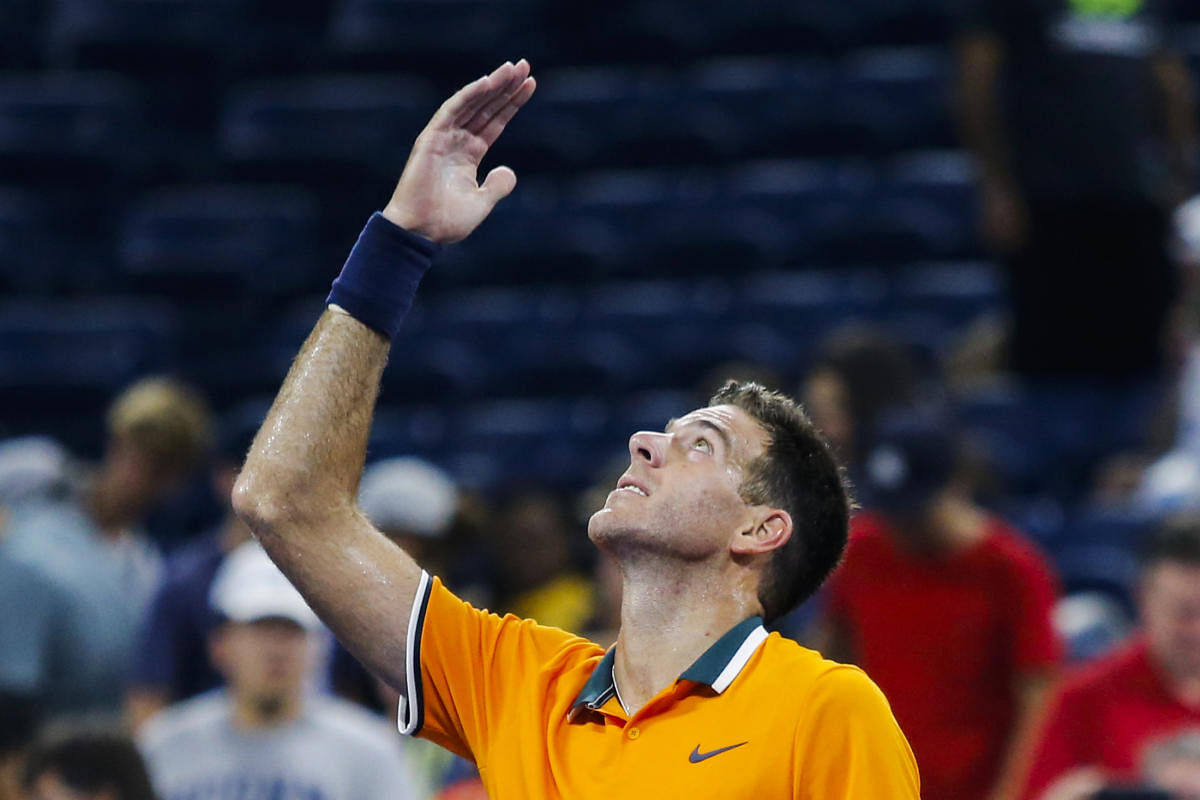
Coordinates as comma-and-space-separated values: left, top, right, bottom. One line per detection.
628, 430, 667, 467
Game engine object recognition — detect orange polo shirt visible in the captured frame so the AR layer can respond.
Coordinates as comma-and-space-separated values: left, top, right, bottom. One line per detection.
398, 573, 919, 799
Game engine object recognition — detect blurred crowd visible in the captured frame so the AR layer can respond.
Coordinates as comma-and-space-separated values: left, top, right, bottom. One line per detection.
4, 1, 1200, 800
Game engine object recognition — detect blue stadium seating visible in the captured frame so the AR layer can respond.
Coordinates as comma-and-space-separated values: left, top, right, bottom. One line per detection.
0, 72, 144, 186
327, 0, 542, 76
0, 189, 111, 295
688, 58, 837, 158
118, 184, 324, 299
832, 48, 955, 155
0, 298, 178, 450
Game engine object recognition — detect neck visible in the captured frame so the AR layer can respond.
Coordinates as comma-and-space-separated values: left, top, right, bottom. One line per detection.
908, 494, 987, 554
611, 553, 760, 715
231, 688, 303, 730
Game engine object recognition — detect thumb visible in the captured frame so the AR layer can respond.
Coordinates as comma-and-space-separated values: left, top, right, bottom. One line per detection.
480, 166, 517, 207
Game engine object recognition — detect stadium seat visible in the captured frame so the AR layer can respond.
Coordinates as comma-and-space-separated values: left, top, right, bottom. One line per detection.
891, 261, 1003, 326
0, 72, 144, 187
327, 0, 542, 77
0, 298, 178, 450
688, 58, 838, 158
831, 48, 955, 155
219, 74, 437, 236
0, 188, 112, 295
118, 184, 324, 299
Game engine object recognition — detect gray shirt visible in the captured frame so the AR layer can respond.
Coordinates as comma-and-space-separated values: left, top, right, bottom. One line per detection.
139, 691, 427, 800
3, 499, 162, 714
0, 545, 88, 710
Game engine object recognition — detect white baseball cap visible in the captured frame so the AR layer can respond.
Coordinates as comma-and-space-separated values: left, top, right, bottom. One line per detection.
0, 436, 71, 507
209, 541, 322, 631
358, 457, 458, 538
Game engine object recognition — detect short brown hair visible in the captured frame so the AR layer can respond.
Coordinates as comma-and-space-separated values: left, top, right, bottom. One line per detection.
107, 377, 212, 474
710, 380, 851, 623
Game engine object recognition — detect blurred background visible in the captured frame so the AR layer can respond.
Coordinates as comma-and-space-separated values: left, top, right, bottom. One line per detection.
2, 1, 1200, 799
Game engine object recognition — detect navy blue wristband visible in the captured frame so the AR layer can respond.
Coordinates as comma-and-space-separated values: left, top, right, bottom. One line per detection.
326, 212, 441, 340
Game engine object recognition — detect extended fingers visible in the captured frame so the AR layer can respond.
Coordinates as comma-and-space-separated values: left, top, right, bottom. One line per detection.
462, 59, 532, 132
445, 61, 524, 129
477, 76, 536, 147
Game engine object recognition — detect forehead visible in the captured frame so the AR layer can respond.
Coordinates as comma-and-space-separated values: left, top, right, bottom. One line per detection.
669, 404, 768, 461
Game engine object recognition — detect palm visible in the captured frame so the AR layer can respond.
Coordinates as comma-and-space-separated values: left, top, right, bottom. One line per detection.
384, 60, 537, 244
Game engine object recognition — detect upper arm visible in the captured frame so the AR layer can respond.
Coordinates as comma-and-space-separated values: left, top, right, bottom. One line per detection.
253, 509, 425, 694
794, 667, 920, 799
1019, 682, 1090, 800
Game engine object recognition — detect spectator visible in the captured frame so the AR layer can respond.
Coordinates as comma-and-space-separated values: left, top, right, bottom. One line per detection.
357, 457, 459, 578
0, 437, 72, 517
0, 692, 40, 800
822, 409, 1061, 800
800, 326, 919, 476
2, 378, 211, 718
138, 541, 426, 800
958, 0, 1197, 380
0, 547, 86, 718
21, 730, 156, 800
488, 490, 594, 633
1136, 197, 1200, 513
1021, 516, 1200, 800
1142, 729, 1200, 799
126, 417, 260, 730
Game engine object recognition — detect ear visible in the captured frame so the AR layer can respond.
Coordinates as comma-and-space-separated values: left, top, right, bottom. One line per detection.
731, 508, 792, 556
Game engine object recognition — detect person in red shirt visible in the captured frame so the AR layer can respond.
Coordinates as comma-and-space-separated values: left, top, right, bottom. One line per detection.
1021, 516, 1200, 800
821, 410, 1061, 800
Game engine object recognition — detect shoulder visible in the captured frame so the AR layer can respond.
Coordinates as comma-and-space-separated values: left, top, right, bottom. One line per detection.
1058, 639, 1147, 699
981, 517, 1056, 573
4, 501, 91, 551
760, 635, 887, 707
139, 691, 230, 751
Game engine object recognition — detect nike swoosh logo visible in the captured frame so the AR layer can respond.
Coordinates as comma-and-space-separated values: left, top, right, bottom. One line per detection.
689, 742, 749, 763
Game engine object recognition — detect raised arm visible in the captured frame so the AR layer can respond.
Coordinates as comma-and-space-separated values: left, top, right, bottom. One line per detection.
231, 60, 536, 692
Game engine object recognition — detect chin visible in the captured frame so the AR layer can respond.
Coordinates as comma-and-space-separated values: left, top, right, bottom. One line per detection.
587, 509, 642, 552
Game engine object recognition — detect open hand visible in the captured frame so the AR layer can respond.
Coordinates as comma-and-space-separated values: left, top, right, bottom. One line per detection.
383, 60, 537, 244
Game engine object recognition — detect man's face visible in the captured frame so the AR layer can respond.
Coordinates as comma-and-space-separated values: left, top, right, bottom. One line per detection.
210, 619, 314, 707
1141, 562, 1200, 680
104, 442, 183, 517
588, 404, 767, 560
803, 371, 852, 458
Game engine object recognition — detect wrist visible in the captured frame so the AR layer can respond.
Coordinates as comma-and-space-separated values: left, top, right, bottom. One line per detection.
326, 213, 441, 340
381, 202, 436, 242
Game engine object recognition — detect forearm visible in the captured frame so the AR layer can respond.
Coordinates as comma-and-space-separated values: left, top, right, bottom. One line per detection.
957, 35, 1015, 185
233, 308, 423, 685
990, 673, 1054, 800
235, 308, 388, 528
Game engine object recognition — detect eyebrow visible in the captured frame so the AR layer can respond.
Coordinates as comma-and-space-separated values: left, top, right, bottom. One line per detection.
665, 416, 732, 454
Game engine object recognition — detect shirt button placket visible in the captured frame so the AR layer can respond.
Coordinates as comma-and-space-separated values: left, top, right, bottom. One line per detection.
627, 727, 641, 740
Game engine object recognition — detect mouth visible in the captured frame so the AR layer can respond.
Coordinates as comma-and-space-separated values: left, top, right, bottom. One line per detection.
614, 476, 649, 497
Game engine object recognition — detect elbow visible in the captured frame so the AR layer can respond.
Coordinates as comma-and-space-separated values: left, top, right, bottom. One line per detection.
231, 468, 304, 536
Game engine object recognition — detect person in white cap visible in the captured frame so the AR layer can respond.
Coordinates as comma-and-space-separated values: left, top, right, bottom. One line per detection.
358, 457, 458, 574
137, 541, 428, 800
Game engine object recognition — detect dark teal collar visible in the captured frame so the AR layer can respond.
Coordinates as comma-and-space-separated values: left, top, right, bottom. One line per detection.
569, 616, 766, 715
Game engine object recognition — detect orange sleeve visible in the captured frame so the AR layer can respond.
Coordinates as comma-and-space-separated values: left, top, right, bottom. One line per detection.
794, 665, 921, 799
399, 572, 601, 762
